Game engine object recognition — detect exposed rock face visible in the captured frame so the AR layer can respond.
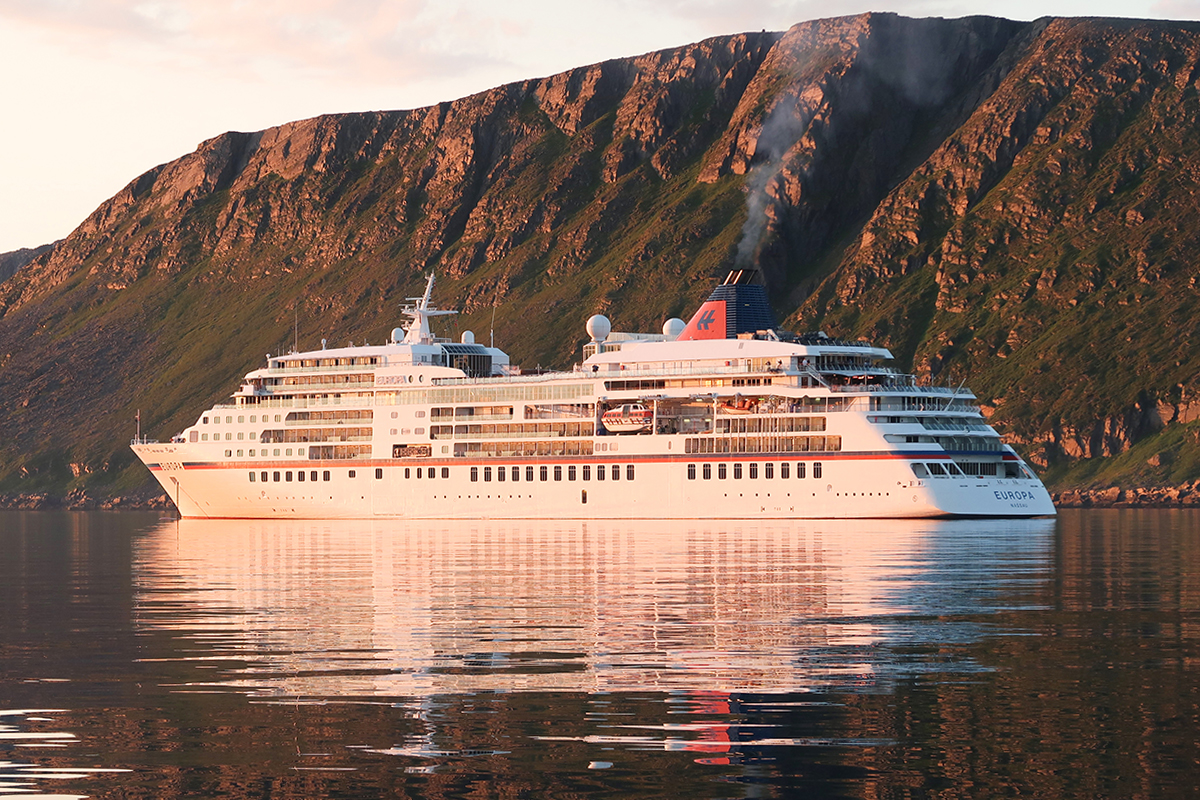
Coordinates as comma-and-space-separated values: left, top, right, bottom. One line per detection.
0, 243, 55, 283
1, 12, 1199, 493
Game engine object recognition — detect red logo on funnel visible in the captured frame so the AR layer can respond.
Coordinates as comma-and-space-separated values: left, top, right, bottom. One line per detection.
678, 300, 726, 340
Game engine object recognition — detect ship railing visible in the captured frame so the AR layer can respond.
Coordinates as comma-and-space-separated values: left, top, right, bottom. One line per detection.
213, 396, 375, 411
129, 437, 159, 445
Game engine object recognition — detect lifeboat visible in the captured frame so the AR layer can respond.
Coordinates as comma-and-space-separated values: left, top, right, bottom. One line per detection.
601, 403, 653, 433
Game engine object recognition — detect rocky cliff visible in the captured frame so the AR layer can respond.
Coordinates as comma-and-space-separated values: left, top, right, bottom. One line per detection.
2, 12, 1199, 494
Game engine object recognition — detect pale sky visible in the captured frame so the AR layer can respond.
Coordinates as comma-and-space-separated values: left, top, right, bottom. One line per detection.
1, 0, 1197, 254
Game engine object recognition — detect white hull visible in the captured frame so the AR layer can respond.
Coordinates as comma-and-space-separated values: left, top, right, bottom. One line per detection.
135, 443, 1055, 520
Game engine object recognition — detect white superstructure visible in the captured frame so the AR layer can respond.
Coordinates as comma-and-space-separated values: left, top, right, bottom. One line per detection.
132, 273, 1055, 519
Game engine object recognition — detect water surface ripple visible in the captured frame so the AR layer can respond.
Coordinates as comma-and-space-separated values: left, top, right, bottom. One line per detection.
2, 509, 1197, 798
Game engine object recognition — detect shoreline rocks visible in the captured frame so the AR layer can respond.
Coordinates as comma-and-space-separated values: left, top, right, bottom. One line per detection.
0, 490, 174, 512
1052, 481, 1200, 508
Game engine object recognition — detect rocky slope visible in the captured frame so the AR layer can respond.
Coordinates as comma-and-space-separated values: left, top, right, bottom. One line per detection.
2, 12, 1199, 496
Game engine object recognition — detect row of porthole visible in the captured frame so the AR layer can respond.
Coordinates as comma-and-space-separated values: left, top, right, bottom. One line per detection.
688, 462, 823, 480
249, 470, 332, 483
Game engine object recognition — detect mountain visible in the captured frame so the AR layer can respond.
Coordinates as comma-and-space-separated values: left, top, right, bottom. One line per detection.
0, 243, 55, 283
2, 12, 1199, 497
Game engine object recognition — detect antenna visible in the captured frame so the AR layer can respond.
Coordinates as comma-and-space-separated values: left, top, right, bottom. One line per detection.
294, 308, 299, 353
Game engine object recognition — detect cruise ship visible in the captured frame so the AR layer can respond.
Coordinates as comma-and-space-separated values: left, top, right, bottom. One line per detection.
131, 272, 1055, 519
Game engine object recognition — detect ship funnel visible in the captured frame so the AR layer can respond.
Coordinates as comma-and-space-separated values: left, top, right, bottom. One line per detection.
677, 268, 777, 341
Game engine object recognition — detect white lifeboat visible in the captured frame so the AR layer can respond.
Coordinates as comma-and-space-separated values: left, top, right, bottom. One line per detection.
601, 403, 653, 433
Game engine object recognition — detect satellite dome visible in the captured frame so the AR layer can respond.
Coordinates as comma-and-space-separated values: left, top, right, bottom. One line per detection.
663, 318, 686, 339
461, 330, 475, 344
586, 314, 611, 343
391, 327, 404, 344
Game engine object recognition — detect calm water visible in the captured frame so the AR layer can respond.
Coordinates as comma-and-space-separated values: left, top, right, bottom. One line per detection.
1, 510, 1197, 799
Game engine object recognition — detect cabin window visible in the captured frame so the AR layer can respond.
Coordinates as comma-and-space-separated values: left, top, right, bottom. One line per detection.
568, 466, 576, 481
285, 471, 292, 482
497, 467, 506, 482
238, 416, 245, 423
702, 463, 711, 480
526, 466, 535, 482
225, 449, 232, 458
226, 416, 233, 424
285, 448, 293, 456
274, 449, 281, 456
417, 468, 423, 479
311, 471, 318, 482
626, 465, 634, 481
687, 464, 696, 480
765, 463, 774, 479
597, 465, 605, 481
375, 468, 383, 479
190, 431, 198, 443
583, 465, 591, 481
733, 463, 743, 480
250, 433, 256, 440
780, 462, 789, 479
323, 471, 330, 481
260, 471, 268, 482
428, 468, 435, 480
484, 467, 492, 482
718, 463, 727, 480
540, 466, 548, 481
249, 472, 255, 482
298, 471, 305, 482
510, 466, 519, 481
202, 434, 209, 441
273, 471, 280, 482
471, 467, 479, 482
442, 468, 450, 479
611, 465, 620, 481
202, 417, 209, 424
554, 466, 563, 481
237, 449, 243, 457
250, 415, 257, 423
928, 463, 947, 476
797, 463, 806, 479
405, 468, 411, 479
813, 462, 823, 479
349, 470, 356, 478
749, 463, 758, 479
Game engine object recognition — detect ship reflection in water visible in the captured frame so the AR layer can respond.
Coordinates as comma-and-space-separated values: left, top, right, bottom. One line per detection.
11, 511, 1200, 797
133, 517, 1054, 701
